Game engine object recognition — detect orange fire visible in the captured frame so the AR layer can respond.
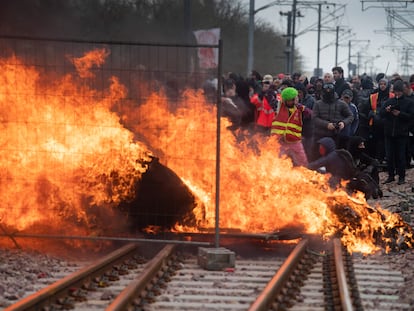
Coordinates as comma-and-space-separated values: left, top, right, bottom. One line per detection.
0, 48, 411, 254
0, 50, 152, 236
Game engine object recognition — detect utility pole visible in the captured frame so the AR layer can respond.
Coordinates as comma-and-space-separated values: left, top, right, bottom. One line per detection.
348, 39, 370, 78
335, 26, 339, 66
247, 0, 255, 76
315, 3, 322, 77
348, 40, 351, 78
247, 0, 288, 76
280, 10, 292, 73
294, 1, 337, 77
248, 0, 337, 76
281, 3, 303, 74
290, 0, 298, 73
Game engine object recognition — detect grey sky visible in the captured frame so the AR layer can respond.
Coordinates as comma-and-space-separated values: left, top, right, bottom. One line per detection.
250, 0, 414, 78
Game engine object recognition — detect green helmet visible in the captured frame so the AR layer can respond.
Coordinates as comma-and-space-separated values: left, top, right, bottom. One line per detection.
281, 87, 298, 101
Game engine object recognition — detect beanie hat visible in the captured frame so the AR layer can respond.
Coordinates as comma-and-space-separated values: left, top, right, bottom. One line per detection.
294, 82, 306, 92
375, 73, 386, 83
281, 87, 298, 101
379, 78, 388, 85
393, 80, 404, 92
361, 77, 374, 89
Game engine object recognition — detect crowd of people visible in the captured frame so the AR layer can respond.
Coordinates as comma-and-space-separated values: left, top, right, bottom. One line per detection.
216, 67, 414, 199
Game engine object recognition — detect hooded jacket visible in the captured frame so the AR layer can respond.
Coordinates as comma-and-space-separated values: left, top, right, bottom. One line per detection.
346, 136, 378, 168
308, 137, 355, 184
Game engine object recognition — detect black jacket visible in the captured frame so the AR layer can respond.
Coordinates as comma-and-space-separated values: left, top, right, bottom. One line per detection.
379, 95, 414, 137
334, 78, 350, 98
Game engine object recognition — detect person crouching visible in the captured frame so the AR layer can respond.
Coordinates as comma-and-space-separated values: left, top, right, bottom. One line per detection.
271, 87, 311, 166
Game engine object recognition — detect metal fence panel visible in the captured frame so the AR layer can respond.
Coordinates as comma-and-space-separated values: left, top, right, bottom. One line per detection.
0, 36, 220, 245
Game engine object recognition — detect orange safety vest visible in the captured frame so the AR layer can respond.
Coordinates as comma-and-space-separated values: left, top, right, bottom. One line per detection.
271, 103, 304, 142
369, 92, 395, 126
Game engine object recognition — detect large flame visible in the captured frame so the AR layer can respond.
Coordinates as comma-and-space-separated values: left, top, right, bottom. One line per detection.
0, 50, 152, 235
0, 48, 411, 254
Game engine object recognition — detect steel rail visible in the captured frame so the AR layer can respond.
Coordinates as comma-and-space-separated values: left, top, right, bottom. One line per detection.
333, 238, 354, 311
4, 243, 139, 311
0, 232, 211, 245
248, 238, 309, 311
106, 244, 176, 311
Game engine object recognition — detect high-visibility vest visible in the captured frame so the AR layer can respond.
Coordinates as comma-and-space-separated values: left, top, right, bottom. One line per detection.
369, 92, 395, 126
271, 103, 304, 142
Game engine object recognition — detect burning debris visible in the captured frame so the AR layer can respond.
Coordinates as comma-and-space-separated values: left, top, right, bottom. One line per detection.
327, 194, 413, 253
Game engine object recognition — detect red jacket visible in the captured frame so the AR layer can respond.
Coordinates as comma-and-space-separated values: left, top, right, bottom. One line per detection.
250, 93, 274, 128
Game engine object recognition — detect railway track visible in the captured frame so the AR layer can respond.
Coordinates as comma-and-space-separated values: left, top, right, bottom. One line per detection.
3, 243, 155, 311
3, 238, 411, 311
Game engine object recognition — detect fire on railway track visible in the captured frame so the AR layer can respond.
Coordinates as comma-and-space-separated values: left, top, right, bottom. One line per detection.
0, 47, 412, 255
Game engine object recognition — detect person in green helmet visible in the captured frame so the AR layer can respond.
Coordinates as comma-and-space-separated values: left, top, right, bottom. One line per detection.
271, 87, 312, 166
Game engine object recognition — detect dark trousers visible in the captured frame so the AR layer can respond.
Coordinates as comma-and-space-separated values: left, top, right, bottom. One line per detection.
384, 136, 408, 179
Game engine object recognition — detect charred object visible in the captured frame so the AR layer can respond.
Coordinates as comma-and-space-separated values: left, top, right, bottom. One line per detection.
329, 200, 414, 252
119, 157, 197, 232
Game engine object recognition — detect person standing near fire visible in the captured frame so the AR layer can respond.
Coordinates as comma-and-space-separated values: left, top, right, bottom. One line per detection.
250, 74, 277, 134
365, 77, 394, 163
379, 80, 414, 185
271, 87, 311, 166
310, 82, 354, 161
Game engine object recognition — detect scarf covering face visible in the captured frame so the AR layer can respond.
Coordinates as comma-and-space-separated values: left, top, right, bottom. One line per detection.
322, 87, 335, 103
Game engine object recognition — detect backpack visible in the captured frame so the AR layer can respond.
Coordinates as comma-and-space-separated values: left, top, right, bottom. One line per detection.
335, 149, 358, 177
336, 149, 382, 199
348, 170, 383, 199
